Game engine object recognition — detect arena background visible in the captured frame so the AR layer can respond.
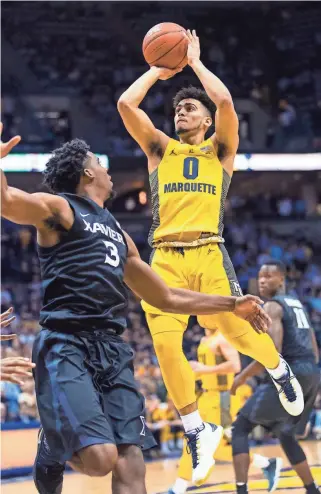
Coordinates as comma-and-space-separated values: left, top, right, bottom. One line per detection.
1, 1, 321, 492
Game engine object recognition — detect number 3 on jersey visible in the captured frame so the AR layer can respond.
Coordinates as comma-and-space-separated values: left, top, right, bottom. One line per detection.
103, 240, 120, 267
183, 157, 199, 180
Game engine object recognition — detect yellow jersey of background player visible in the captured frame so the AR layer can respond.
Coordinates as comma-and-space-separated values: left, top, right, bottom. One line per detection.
117, 29, 299, 488
175, 329, 241, 487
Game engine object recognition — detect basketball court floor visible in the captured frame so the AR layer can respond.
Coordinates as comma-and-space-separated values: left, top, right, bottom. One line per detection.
2, 442, 321, 493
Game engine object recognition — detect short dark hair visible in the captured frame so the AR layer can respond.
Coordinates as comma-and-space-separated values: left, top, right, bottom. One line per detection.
43, 139, 90, 194
173, 86, 216, 116
262, 260, 287, 275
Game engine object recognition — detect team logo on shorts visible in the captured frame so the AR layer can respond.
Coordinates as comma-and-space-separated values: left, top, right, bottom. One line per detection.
140, 416, 146, 436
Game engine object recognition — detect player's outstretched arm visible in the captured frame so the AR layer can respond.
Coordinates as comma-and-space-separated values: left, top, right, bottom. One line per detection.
117, 67, 178, 158
123, 232, 270, 333
1, 168, 63, 228
186, 30, 239, 164
1, 124, 71, 228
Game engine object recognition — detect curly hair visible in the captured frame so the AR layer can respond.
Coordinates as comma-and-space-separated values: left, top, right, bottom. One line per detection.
173, 86, 216, 116
43, 139, 90, 194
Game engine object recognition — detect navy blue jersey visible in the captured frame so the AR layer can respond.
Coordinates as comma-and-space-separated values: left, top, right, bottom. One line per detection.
272, 294, 316, 366
38, 194, 128, 334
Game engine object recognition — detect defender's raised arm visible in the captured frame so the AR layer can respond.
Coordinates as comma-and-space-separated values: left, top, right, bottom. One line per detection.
1, 125, 70, 229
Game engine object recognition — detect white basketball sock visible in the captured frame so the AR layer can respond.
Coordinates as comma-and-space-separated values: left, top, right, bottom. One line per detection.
266, 356, 288, 379
180, 410, 203, 433
171, 478, 189, 494
252, 453, 270, 469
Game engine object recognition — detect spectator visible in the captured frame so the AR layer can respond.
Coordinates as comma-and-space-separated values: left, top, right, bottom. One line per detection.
277, 197, 293, 217
1, 378, 21, 421
18, 378, 38, 423
1, 2, 320, 154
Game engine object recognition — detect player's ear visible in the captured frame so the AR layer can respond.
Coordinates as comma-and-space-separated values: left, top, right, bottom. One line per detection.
204, 116, 212, 130
83, 168, 95, 179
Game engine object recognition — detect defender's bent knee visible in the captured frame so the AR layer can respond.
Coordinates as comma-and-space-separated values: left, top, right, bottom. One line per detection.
231, 414, 254, 456
78, 443, 118, 477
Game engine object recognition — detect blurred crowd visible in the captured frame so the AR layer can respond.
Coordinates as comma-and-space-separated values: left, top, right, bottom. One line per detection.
1, 2, 321, 154
1, 214, 321, 447
225, 194, 320, 220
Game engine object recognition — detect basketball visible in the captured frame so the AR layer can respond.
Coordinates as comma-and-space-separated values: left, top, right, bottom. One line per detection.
142, 22, 188, 70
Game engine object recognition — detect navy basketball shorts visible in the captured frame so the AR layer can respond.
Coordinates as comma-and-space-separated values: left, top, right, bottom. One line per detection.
32, 329, 156, 463
239, 367, 320, 436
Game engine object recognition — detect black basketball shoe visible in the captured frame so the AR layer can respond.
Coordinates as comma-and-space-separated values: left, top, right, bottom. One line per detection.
33, 428, 65, 494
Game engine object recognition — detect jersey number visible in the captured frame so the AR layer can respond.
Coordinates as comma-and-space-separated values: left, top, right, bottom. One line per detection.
183, 157, 199, 180
103, 241, 120, 267
293, 308, 310, 329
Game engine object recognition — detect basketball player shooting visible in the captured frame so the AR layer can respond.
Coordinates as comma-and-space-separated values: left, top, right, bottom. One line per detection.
1, 123, 269, 494
118, 28, 304, 485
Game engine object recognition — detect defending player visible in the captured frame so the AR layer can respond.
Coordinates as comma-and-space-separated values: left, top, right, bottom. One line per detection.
0, 125, 269, 494
231, 261, 321, 494
168, 328, 280, 494
118, 29, 304, 484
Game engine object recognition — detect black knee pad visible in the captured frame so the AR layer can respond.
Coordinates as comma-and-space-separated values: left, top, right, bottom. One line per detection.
231, 414, 254, 456
278, 432, 306, 466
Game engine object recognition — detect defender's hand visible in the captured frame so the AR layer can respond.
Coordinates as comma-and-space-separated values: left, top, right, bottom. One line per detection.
0, 307, 16, 334
250, 307, 272, 334
0, 123, 21, 159
0, 334, 17, 341
1, 357, 35, 385
230, 374, 246, 396
187, 29, 201, 66
234, 295, 271, 334
150, 66, 182, 81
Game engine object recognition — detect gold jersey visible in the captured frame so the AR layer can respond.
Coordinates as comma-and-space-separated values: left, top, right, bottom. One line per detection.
197, 334, 234, 392
148, 137, 231, 246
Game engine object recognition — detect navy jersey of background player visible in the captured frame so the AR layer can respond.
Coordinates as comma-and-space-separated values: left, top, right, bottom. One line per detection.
38, 193, 128, 334
272, 294, 315, 366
